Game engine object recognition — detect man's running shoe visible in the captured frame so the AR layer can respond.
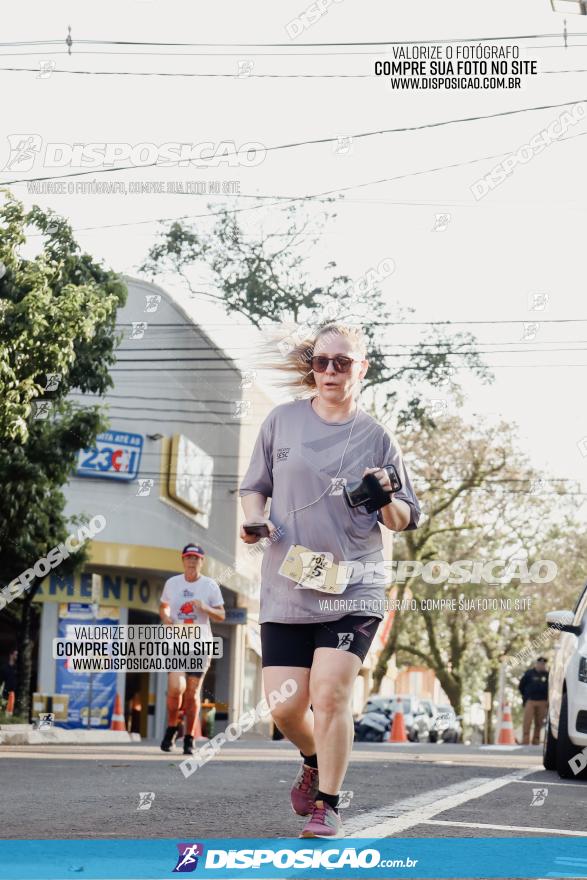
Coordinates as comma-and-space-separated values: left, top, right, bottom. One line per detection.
160, 725, 178, 752
183, 734, 194, 756
299, 800, 344, 838
290, 764, 319, 816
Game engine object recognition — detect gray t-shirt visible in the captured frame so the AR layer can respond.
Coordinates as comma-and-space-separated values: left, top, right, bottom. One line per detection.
239, 397, 421, 624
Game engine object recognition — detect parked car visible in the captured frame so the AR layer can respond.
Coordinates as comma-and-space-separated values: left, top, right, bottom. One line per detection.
543, 582, 587, 779
429, 703, 462, 743
355, 695, 434, 742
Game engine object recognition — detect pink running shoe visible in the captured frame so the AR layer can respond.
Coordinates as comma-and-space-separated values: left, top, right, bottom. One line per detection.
299, 799, 344, 838
290, 764, 319, 816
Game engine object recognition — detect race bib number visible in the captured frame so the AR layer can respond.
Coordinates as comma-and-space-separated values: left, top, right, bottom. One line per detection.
278, 545, 352, 594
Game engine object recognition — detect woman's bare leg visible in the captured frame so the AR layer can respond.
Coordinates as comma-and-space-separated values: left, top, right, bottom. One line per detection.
263, 666, 314, 755
309, 648, 361, 794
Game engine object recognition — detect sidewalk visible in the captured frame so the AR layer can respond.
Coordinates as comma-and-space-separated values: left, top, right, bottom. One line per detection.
0, 724, 274, 747
0, 724, 139, 746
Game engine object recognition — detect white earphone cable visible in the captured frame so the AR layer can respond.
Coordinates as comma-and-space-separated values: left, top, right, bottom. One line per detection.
284, 384, 362, 520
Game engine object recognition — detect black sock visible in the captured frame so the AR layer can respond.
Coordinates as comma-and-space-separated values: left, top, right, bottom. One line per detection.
300, 751, 318, 769
317, 790, 339, 812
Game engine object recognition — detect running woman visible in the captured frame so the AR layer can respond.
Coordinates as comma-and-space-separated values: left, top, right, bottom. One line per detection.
159, 544, 225, 755
239, 323, 421, 838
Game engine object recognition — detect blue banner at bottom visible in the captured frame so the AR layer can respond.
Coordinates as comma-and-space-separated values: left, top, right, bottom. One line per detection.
0, 838, 586, 879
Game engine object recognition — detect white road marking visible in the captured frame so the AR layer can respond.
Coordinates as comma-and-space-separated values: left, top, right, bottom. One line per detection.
479, 745, 522, 751
348, 768, 535, 837
423, 819, 587, 837
514, 777, 587, 789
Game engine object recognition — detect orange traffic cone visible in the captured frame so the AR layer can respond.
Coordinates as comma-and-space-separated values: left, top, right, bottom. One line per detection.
497, 703, 516, 745
110, 693, 126, 731
6, 691, 15, 715
388, 709, 408, 743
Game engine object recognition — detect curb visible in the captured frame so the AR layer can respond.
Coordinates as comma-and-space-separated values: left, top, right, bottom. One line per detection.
0, 728, 140, 745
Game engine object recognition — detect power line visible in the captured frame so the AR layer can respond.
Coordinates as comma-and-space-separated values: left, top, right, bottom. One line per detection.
3, 97, 586, 186
0, 33, 568, 48
113, 317, 587, 327
107, 347, 587, 363
0, 40, 64, 47
113, 343, 587, 354
0, 45, 577, 58
24, 128, 587, 236
62, 453, 583, 487
0, 66, 372, 79
66, 471, 587, 495
70, 392, 243, 403
73, 35, 568, 46
107, 363, 587, 372
2, 64, 586, 79
72, 402, 241, 415
8, 48, 396, 58
114, 339, 587, 351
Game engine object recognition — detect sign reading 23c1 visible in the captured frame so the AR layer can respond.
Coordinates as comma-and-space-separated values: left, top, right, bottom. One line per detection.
76, 431, 144, 482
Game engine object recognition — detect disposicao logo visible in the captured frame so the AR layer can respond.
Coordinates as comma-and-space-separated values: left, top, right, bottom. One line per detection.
173, 843, 204, 873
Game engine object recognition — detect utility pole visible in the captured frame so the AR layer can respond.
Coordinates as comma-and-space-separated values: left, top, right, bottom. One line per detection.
87, 574, 102, 729
496, 658, 506, 740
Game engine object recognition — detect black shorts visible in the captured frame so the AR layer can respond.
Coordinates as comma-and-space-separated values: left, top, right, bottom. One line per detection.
261, 615, 381, 668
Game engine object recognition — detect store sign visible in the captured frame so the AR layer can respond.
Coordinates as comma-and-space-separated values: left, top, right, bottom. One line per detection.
168, 433, 213, 526
34, 571, 162, 614
76, 431, 143, 481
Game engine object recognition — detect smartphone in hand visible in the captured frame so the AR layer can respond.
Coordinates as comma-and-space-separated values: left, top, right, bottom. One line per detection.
243, 523, 270, 538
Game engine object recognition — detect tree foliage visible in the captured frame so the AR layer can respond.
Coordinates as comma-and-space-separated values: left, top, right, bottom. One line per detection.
370, 412, 577, 729
140, 204, 492, 424
0, 190, 126, 714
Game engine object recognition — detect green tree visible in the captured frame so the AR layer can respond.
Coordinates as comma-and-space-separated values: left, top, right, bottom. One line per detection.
0, 191, 126, 716
140, 205, 490, 423
370, 412, 574, 731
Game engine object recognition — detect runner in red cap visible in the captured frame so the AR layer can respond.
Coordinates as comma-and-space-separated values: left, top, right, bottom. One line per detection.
159, 544, 225, 754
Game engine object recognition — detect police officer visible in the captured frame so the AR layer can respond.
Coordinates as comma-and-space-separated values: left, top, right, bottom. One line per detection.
519, 656, 549, 746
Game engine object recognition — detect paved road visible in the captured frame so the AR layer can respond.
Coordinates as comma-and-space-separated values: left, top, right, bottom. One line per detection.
1, 739, 585, 841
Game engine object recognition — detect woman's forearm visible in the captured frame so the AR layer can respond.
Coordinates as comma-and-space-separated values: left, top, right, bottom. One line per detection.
380, 498, 410, 531
241, 492, 268, 521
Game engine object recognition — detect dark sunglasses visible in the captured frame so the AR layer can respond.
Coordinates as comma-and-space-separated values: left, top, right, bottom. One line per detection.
310, 355, 361, 374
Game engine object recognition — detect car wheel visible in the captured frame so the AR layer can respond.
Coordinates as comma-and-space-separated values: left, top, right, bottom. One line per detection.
555, 691, 583, 778
543, 712, 557, 771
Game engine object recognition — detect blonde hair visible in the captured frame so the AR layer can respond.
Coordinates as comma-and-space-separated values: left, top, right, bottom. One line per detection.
260, 322, 368, 396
